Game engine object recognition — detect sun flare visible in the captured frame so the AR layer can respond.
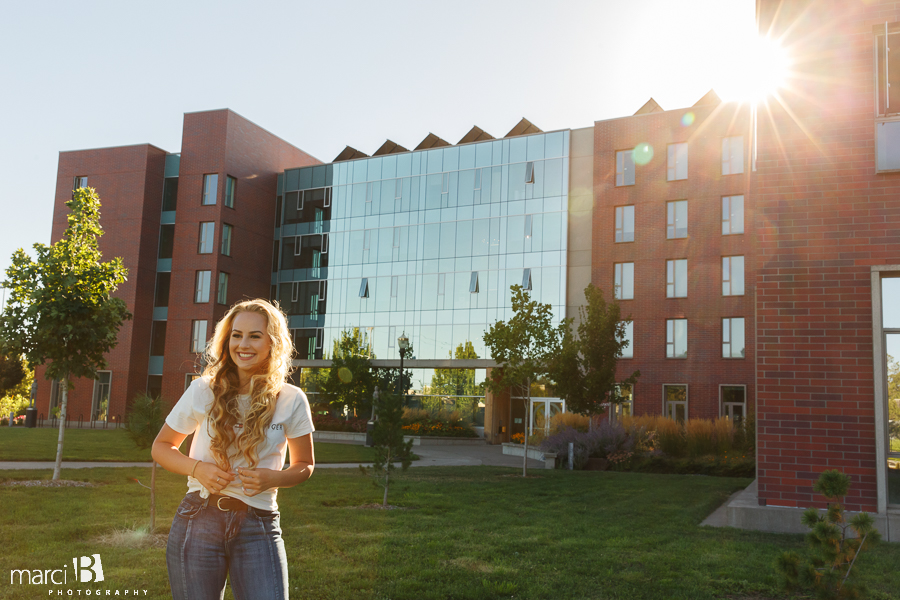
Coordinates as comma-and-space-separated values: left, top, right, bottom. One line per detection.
716, 36, 790, 103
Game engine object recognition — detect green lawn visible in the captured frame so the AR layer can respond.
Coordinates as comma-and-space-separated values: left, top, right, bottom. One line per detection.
0, 428, 377, 464
1, 466, 898, 599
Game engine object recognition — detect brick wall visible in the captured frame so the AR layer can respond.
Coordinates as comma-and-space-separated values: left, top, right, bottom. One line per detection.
593, 100, 756, 420
755, 0, 900, 511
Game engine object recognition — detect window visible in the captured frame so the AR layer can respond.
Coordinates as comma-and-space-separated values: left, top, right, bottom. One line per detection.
722, 136, 744, 175
614, 384, 634, 419
391, 276, 398, 297
442, 172, 450, 194
666, 200, 687, 239
221, 223, 233, 255
202, 174, 218, 205
666, 259, 687, 298
722, 196, 744, 235
469, 271, 479, 293
615, 205, 635, 242
474, 168, 482, 190
74, 176, 88, 190
722, 318, 745, 358
158, 224, 175, 259
722, 256, 745, 296
664, 384, 687, 422
225, 176, 236, 208
522, 268, 532, 290
198, 222, 215, 254
392, 227, 400, 248
195, 270, 211, 303
291, 281, 300, 303
154, 272, 171, 308
721, 385, 746, 422
359, 278, 369, 298
185, 373, 201, 390
437, 273, 446, 295
620, 321, 634, 358
667, 143, 688, 181
394, 178, 403, 200
162, 177, 178, 211
525, 162, 535, 184
217, 272, 229, 305
666, 319, 687, 358
363, 229, 371, 250
150, 321, 167, 355
524, 215, 533, 239
91, 371, 111, 422
876, 26, 900, 169
190, 320, 208, 353
366, 182, 374, 203
616, 150, 635, 186
614, 263, 634, 300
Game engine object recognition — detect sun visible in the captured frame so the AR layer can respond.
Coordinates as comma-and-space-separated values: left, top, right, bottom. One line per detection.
716, 36, 791, 103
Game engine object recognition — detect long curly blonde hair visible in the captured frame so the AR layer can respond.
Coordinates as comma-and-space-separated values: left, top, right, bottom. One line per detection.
202, 299, 294, 470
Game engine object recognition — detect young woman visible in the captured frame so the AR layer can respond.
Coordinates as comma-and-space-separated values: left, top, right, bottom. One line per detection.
152, 299, 314, 600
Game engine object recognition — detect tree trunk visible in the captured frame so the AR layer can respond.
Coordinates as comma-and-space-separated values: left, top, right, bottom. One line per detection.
150, 461, 157, 532
522, 378, 530, 477
382, 470, 389, 507
52, 375, 68, 481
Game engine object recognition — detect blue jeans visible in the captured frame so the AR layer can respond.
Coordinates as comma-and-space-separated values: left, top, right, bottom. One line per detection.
166, 492, 289, 600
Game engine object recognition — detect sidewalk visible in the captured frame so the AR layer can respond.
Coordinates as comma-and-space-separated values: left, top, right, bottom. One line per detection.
0, 444, 547, 471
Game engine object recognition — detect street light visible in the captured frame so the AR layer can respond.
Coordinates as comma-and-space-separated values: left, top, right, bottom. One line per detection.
397, 331, 410, 402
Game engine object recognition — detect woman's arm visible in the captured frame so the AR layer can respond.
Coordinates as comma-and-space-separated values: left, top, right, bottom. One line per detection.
151, 423, 235, 494
237, 433, 314, 496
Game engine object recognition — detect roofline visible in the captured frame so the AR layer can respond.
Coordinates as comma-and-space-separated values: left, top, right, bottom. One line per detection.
593, 100, 742, 125
59, 142, 169, 155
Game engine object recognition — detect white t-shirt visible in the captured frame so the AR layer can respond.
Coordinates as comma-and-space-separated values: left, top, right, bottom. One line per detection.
165, 377, 315, 511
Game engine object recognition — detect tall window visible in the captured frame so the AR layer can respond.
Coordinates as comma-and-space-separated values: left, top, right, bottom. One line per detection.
202, 174, 218, 205
722, 136, 744, 175
614, 263, 634, 300
666, 259, 687, 298
390, 276, 399, 298
875, 26, 900, 170
615, 205, 635, 242
667, 143, 688, 181
616, 150, 635, 186
722, 195, 744, 235
225, 176, 236, 208
198, 222, 214, 254
91, 371, 111, 422
721, 385, 746, 422
620, 321, 634, 358
191, 320, 208, 353
195, 270, 211, 303
217, 272, 229, 305
664, 384, 687, 422
614, 384, 634, 418
359, 278, 369, 298
666, 200, 687, 239
221, 223, 233, 255
722, 318, 746, 358
469, 272, 480, 293
74, 176, 88, 190
666, 319, 687, 358
722, 256, 745, 296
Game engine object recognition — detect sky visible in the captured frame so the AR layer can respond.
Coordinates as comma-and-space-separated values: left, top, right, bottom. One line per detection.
0, 0, 760, 285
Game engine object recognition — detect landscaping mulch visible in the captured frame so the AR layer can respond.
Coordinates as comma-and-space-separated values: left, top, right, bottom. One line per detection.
1, 479, 99, 487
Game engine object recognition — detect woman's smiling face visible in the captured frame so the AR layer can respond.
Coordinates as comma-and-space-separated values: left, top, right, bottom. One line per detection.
229, 311, 272, 383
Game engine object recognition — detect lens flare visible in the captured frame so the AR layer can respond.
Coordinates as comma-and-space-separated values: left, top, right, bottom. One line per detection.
338, 367, 352, 383
717, 35, 790, 102
681, 112, 695, 127
633, 143, 654, 165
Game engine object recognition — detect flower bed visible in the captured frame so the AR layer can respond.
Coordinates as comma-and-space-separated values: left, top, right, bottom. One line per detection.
312, 414, 368, 433
401, 422, 478, 438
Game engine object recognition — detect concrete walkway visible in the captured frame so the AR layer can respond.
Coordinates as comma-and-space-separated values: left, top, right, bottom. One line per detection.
0, 443, 546, 471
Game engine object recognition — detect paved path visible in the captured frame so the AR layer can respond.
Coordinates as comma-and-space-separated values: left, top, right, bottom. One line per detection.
0, 444, 546, 471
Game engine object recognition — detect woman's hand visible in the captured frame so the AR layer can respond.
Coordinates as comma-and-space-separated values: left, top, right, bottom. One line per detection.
194, 461, 236, 494
235, 466, 279, 496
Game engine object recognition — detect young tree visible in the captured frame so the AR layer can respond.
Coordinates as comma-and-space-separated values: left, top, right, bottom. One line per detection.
124, 392, 165, 531
319, 328, 376, 418
483, 285, 564, 476
550, 283, 641, 426
0, 187, 131, 480
360, 391, 414, 507
0, 353, 27, 399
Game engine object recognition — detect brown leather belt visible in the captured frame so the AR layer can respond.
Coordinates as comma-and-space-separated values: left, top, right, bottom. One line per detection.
209, 494, 248, 512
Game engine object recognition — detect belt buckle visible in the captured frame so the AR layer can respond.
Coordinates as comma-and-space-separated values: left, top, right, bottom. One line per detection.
216, 496, 231, 511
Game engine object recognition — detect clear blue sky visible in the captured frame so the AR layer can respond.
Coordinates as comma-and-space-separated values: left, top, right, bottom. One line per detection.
0, 0, 758, 281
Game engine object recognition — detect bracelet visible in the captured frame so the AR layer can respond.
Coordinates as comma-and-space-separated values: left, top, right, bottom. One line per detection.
190, 460, 201, 478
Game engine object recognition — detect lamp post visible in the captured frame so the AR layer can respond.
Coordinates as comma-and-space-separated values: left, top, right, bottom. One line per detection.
397, 331, 409, 404
366, 386, 379, 447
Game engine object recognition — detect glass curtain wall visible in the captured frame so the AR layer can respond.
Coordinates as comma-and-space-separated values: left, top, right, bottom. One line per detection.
277, 132, 569, 397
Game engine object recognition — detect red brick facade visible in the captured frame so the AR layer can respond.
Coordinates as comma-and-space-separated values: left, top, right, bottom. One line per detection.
755, 0, 900, 512
593, 100, 756, 422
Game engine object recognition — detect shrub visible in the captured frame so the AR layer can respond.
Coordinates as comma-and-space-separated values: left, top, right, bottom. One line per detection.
549, 411, 589, 434
654, 417, 686, 458
539, 420, 637, 469
713, 417, 734, 456
684, 419, 714, 457
312, 413, 368, 433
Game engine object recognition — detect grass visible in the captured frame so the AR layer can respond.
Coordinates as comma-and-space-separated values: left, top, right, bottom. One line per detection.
0, 428, 378, 464
1, 466, 899, 599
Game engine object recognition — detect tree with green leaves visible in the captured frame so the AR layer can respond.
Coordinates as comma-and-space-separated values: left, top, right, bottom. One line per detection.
0, 187, 131, 480
888, 355, 900, 449
320, 328, 376, 418
430, 341, 485, 421
125, 392, 165, 531
483, 285, 564, 476
549, 283, 640, 426
0, 353, 27, 399
360, 391, 414, 507
0, 355, 32, 423
777, 470, 880, 599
